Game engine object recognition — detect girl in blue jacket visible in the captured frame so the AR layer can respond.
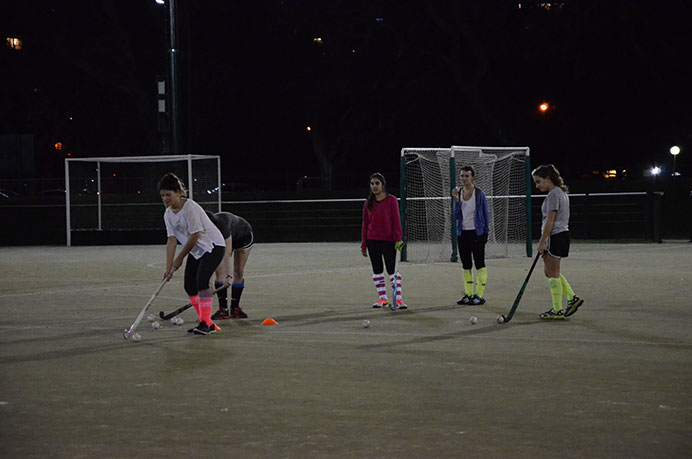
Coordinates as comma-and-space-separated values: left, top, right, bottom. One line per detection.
452, 166, 490, 305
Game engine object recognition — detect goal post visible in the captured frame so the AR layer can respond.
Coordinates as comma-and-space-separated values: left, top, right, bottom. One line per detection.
400, 146, 531, 262
64, 154, 221, 246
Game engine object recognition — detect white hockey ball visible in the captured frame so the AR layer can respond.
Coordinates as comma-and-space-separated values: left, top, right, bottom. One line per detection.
151, 321, 161, 329
132, 333, 141, 342
362, 320, 370, 328
169, 317, 178, 324
496, 315, 505, 324
175, 317, 184, 325
147, 314, 156, 322
469, 316, 478, 325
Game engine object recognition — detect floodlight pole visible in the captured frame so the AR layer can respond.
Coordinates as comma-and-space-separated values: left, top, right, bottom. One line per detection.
168, 0, 179, 155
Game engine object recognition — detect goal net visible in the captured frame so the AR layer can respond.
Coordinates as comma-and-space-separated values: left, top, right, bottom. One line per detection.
400, 146, 531, 262
65, 154, 221, 246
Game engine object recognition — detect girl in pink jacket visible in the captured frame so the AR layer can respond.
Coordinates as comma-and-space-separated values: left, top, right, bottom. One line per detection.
361, 173, 406, 309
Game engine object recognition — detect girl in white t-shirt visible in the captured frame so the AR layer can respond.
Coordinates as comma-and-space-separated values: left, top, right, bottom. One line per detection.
159, 173, 226, 335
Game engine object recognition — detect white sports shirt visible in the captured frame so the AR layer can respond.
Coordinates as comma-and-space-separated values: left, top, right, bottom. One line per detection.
163, 199, 225, 259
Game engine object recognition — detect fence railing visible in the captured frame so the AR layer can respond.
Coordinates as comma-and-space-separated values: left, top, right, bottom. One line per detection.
0, 191, 669, 246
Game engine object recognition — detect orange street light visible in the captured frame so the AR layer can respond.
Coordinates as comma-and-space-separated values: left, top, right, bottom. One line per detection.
539, 102, 549, 113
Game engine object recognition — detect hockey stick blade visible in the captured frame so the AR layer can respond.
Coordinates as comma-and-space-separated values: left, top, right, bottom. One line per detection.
159, 303, 193, 320
157, 284, 228, 320
500, 252, 541, 324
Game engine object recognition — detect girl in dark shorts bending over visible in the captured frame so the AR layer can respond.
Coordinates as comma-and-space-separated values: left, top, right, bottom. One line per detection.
205, 211, 254, 320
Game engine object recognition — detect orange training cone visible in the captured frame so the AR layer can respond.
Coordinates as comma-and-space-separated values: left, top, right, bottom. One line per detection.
261, 318, 278, 325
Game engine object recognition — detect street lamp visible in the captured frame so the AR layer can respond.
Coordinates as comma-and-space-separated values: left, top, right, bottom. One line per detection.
670, 145, 680, 176
156, 0, 179, 155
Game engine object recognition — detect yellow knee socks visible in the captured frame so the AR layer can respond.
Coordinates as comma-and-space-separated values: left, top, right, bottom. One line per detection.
548, 277, 563, 312
463, 270, 474, 296
476, 268, 487, 298
560, 274, 575, 301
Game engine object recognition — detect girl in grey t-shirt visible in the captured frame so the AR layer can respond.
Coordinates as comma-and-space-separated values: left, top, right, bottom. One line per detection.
532, 164, 584, 320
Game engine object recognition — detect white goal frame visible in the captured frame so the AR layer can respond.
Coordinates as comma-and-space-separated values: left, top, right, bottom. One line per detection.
400, 146, 532, 262
64, 154, 221, 246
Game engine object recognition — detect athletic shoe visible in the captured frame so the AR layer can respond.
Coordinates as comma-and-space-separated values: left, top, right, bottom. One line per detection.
192, 322, 217, 335
456, 294, 472, 305
396, 299, 408, 310
187, 322, 200, 334
230, 307, 248, 319
372, 298, 389, 308
539, 308, 566, 320
564, 296, 584, 317
470, 294, 486, 305
211, 308, 231, 320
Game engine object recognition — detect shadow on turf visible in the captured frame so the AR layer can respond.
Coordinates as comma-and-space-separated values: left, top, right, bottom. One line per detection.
0, 327, 244, 364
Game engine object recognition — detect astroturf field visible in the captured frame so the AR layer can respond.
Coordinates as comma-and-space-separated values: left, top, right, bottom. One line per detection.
1, 242, 690, 458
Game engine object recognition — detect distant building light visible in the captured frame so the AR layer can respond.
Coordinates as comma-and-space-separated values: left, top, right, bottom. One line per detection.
518, 3, 522, 9
539, 102, 549, 112
54, 142, 63, 150
306, 126, 312, 132
155, 0, 165, 4
313, 37, 323, 45
650, 166, 661, 176
603, 170, 617, 179
6, 37, 23, 50
376, 17, 384, 22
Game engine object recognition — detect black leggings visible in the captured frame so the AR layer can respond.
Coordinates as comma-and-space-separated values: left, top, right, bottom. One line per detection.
458, 230, 487, 270
366, 240, 396, 275
183, 245, 225, 296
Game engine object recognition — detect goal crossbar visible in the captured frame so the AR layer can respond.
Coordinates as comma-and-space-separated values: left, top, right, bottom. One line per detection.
65, 154, 221, 246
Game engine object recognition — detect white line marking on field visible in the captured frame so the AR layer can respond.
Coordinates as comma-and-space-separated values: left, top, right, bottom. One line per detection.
257, 329, 692, 347
0, 265, 387, 298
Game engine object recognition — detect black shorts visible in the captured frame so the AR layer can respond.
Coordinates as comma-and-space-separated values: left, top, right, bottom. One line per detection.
232, 231, 254, 251
547, 231, 570, 258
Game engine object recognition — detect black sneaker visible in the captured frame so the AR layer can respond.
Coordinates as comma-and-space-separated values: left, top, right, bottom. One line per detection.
456, 294, 472, 305
539, 308, 566, 320
192, 322, 216, 335
470, 294, 486, 305
187, 322, 200, 334
564, 296, 584, 317
230, 307, 248, 319
212, 308, 231, 320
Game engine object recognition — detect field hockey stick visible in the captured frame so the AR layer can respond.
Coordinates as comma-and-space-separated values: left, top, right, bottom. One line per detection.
158, 284, 228, 320
499, 252, 541, 324
123, 278, 168, 340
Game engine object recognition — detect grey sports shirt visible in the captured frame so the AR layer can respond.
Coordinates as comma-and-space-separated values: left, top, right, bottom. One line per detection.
215, 212, 253, 241
541, 187, 569, 235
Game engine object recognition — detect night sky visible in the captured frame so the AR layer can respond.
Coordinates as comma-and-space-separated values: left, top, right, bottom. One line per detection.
3, 1, 691, 189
